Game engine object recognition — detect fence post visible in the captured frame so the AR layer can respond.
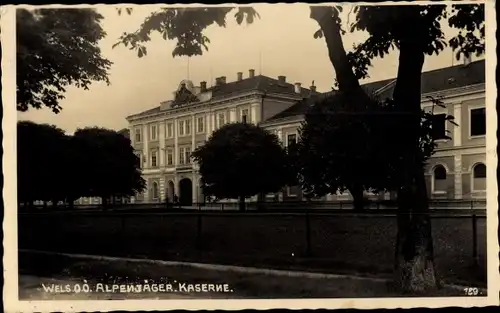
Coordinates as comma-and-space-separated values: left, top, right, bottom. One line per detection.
196, 205, 202, 253
305, 207, 312, 257
120, 215, 126, 243
472, 213, 478, 266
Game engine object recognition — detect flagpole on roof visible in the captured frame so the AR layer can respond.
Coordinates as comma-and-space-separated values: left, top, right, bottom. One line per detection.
187, 57, 191, 79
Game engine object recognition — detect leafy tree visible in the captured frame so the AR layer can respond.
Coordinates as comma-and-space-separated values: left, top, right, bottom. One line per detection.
17, 121, 67, 208
308, 4, 484, 292
113, 7, 259, 58
297, 93, 456, 210
17, 122, 144, 209
73, 127, 145, 207
191, 123, 289, 211
16, 8, 112, 113
116, 3, 484, 293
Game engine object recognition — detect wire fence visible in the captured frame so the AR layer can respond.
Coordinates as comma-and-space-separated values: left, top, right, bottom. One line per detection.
22, 198, 487, 213
18, 206, 487, 286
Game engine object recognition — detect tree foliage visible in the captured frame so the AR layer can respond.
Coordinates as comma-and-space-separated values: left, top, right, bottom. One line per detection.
73, 127, 145, 199
344, 4, 485, 81
17, 122, 145, 208
297, 93, 457, 199
16, 8, 112, 113
17, 121, 67, 204
113, 6, 260, 58
191, 123, 289, 203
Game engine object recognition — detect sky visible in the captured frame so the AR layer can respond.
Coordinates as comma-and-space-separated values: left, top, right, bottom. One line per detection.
18, 3, 481, 134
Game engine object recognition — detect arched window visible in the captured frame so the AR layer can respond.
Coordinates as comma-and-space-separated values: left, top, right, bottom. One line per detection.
473, 163, 486, 178
152, 181, 159, 200
472, 163, 486, 192
432, 165, 447, 194
433, 165, 447, 180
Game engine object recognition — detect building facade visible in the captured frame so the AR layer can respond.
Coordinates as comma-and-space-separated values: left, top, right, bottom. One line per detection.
127, 70, 315, 205
128, 60, 486, 204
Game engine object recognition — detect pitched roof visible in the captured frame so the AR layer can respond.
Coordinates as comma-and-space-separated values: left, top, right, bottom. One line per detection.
210, 75, 312, 99
264, 59, 485, 123
128, 75, 313, 119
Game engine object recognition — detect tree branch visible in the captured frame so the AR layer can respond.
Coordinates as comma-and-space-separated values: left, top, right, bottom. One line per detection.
310, 6, 364, 95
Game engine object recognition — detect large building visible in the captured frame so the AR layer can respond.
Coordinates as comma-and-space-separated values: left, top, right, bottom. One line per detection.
127, 60, 486, 205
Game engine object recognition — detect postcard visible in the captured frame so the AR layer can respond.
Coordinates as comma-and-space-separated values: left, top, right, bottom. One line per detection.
2, 1, 498, 311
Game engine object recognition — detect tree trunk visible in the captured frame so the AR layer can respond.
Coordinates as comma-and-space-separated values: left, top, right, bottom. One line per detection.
394, 170, 439, 293
310, 6, 372, 111
348, 185, 364, 211
256, 192, 266, 210
101, 196, 108, 209
310, 6, 363, 94
311, 4, 438, 293
392, 7, 438, 293
238, 195, 246, 212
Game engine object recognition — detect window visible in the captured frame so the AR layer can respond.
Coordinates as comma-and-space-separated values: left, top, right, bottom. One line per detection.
218, 113, 225, 128
434, 165, 447, 180
432, 165, 447, 193
179, 120, 185, 136
473, 163, 486, 178
431, 114, 447, 140
185, 119, 191, 135
151, 150, 158, 167
179, 147, 185, 165
197, 117, 205, 133
185, 147, 192, 164
152, 181, 159, 200
150, 125, 158, 140
472, 163, 486, 191
134, 128, 141, 143
134, 152, 142, 168
287, 134, 297, 146
166, 149, 173, 166
166, 123, 173, 138
470, 107, 486, 136
241, 109, 249, 123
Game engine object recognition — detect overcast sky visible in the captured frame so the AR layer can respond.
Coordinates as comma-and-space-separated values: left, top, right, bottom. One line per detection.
18, 4, 481, 134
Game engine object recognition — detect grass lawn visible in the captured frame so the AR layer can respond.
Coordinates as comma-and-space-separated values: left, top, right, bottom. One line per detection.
18, 251, 475, 299
18, 211, 487, 288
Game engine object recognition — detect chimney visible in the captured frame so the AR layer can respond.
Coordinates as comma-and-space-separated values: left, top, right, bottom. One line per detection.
310, 85, 317, 92
237, 72, 243, 81
278, 75, 286, 84
249, 69, 255, 78
220, 76, 226, 84
215, 77, 221, 86
200, 81, 207, 91
294, 82, 302, 94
